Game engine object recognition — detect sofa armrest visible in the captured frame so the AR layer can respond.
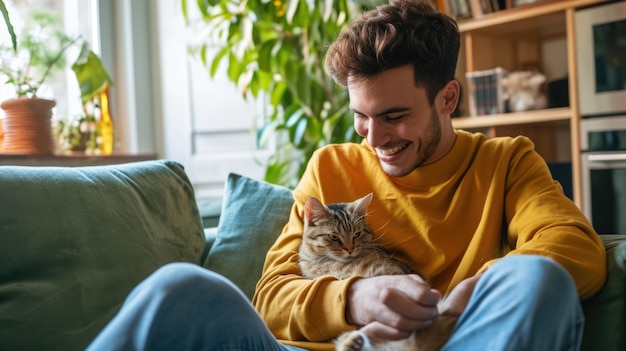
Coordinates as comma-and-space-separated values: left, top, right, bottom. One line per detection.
581, 234, 626, 351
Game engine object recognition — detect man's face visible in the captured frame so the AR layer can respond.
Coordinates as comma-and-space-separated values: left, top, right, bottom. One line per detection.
348, 65, 443, 177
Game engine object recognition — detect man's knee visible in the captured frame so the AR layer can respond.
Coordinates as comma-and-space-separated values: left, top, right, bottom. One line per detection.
486, 255, 578, 303
144, 262, 243, 301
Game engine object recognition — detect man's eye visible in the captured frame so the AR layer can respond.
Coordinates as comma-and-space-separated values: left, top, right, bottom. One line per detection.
383, 114, 404, 122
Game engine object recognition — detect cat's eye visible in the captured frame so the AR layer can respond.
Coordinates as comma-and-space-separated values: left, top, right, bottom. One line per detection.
353, 231, 361, 239
329, 235, 340, 242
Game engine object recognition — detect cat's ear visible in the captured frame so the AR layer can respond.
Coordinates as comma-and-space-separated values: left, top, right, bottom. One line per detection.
304, 197, 328, 226
353, 193, 373, 216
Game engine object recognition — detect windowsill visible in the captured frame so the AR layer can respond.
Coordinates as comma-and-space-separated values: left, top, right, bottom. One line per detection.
0, 153, 158, 166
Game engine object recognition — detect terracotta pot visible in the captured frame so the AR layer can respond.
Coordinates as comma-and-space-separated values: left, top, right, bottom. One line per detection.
1, 97, 56, 155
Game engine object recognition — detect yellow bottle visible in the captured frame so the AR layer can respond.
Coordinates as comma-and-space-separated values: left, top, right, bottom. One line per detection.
98, 84, 114, 155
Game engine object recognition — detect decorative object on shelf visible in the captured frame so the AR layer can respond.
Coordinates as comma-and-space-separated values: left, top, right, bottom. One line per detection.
55, 84, 114, 155
501, 70, 547, 113
0, 9, 112, 155
55, 113, 97, 154
440, 0, 473, 20
440, 0, 508, 19
465, 67, 507, 116
95, 84, 114, 155
1, 97, 55, 154
510, 0, 542, 8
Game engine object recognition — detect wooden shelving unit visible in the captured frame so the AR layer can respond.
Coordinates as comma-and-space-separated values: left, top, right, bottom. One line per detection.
452, 107, 571, 129
450, 0, 611, 208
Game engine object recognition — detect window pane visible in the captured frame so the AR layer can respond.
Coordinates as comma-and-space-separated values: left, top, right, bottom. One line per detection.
0, 0, 98, 120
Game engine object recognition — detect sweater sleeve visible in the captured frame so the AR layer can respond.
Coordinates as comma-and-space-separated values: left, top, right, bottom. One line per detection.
477, 136, 606, 299
252, 152, 357, 344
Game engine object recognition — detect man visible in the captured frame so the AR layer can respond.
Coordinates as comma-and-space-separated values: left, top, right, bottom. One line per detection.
253, 0, 605, 350
88, 1, 605, 350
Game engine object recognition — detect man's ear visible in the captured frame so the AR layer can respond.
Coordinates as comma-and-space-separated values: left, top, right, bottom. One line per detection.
440, 80, 460, 115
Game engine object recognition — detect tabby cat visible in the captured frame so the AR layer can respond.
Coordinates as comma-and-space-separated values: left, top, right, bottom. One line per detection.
299, 193, 458, 351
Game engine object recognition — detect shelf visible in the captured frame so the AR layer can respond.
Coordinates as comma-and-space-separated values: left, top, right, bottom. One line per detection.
457, 0, 609, 33
0, 153, 158, 166
451, 107, 571, 129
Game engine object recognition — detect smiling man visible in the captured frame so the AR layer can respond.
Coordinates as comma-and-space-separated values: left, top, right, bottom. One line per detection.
253, 0, 606, 350
86, 1, 606, 351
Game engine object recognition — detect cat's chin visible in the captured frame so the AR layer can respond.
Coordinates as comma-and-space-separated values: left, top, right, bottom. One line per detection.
332, 256, 358, 263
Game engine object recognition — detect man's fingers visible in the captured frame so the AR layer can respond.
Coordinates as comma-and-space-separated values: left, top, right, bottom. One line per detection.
359, 319, 434, 341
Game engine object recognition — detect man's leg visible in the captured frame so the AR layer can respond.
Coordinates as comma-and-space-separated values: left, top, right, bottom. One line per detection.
442, 255, 585, 351
87, 262, 303, 351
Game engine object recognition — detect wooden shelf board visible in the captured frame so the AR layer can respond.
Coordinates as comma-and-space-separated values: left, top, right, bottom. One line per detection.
451, 107, 572, 129
457, 0, 609, 33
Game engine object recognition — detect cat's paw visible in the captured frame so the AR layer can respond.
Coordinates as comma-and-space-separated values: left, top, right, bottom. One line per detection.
334, 331, 366, 351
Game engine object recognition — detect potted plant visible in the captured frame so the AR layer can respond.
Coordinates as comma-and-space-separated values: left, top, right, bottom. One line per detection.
0, 8, 111, 155
183, 0, 372, 187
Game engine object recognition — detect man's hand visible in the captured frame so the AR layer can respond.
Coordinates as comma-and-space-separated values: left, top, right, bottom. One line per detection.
439, 274, 481, 316
345, 274, 441, 340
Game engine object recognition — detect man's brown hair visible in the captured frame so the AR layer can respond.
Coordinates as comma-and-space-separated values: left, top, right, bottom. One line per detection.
325, 0, 460, 104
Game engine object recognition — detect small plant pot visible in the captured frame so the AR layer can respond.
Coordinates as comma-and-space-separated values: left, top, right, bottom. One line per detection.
1, 97, 56, 155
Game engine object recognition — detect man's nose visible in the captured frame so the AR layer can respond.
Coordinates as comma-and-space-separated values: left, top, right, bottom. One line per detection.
365, 118, 389, 147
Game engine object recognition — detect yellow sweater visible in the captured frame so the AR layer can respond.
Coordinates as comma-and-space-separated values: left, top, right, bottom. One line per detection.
252, 130, 606, 351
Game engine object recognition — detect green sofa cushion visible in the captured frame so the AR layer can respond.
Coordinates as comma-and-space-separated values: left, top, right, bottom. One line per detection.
203, 173, 294, 300
0, 160, 205, 351
581, 235, 626, 351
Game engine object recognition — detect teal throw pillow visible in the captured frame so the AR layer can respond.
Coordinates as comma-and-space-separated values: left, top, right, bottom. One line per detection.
203, 173, 294, 300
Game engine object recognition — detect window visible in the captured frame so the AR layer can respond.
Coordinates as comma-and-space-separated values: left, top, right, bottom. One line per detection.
0, 0, 99, 120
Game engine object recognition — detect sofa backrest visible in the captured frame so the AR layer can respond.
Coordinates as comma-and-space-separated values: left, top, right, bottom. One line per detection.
0, 160, 205, 351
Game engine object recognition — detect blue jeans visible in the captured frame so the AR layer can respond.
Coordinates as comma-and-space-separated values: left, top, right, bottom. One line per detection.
87, 255, 583, 351
442, 255, 584, 351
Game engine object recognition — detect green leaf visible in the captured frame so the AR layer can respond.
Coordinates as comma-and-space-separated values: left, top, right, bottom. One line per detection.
285, 0, 300, 24
71, 42, 114, 104
257, 38, 276, 72
195, 0, 212, 17
270, 81, 288, 107
285, 108, 304, 128
295, 0, 311, 27
292, 114, 308, 147
210, 47, 229, 77
264, 160, 291, 186
0, 0, 17, 52
255, 69, 272, 92
226, 52, 242, 83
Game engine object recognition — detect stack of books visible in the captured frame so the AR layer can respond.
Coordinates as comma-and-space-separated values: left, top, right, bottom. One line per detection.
465, 67, 507, 117
435, 0, 543, 20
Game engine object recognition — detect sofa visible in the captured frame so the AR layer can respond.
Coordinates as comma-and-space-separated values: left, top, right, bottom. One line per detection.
0, 160, 624, 350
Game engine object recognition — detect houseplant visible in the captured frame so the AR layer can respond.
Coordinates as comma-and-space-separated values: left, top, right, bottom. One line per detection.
182, 0, 372, 187
0, 9, 111, 154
